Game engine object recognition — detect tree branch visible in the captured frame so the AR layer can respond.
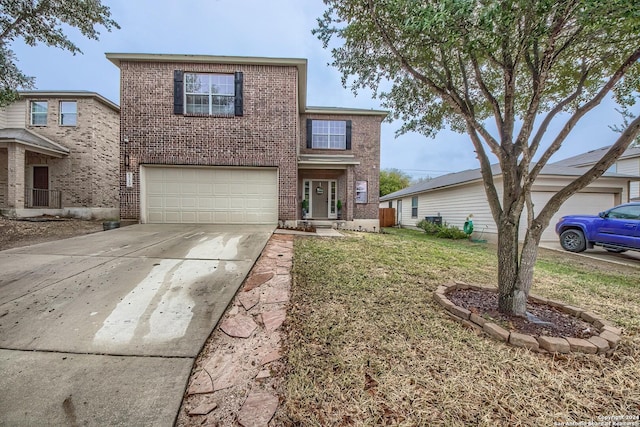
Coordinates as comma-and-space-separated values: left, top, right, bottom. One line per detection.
535, 112, 640, 231
529, 46, 640, 183
466, 122, 502, 224
365, 0, 503, 154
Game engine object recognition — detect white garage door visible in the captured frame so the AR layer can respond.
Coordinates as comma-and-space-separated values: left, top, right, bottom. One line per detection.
525, 192, 615, 241
142, 166, 278, 224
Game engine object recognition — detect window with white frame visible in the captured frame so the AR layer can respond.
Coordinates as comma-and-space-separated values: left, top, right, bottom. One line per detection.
411, 196, 418, 218
59, 101, 77, 126
184, 73, 235, 115
30, 101, 48, 126
308, 119, 351, 150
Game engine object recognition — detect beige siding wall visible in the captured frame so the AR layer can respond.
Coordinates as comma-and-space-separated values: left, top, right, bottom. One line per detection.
617, 157, 640, 199
396, 182, 492, 232
393, 176, 628, 242
5, 101, 25, 128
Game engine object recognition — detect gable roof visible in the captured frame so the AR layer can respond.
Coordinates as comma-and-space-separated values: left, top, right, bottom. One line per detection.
550, 145, 640, 168
380, 163, 639, 201
0, 128, 69, 157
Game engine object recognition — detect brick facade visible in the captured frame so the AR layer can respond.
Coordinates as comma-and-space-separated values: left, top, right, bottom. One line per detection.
300, 114, 383, 220
0, 93, 119, 218
112, 54, 384, 224
23, 96, 119, 209
118, 60, 300, 221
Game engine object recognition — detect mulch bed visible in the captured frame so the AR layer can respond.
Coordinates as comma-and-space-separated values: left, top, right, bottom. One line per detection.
447, 288, 597, 339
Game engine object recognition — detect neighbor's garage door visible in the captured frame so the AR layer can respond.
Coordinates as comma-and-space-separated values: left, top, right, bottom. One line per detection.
143, 166, 278, 224
527, 191, 616, 241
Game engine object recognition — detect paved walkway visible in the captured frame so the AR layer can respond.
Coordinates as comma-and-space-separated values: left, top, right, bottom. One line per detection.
177, 229, 343, 425
177, 234, 294, 426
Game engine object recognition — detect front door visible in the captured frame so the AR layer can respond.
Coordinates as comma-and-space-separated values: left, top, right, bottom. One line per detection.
33, 166, 49, 207
304, 180, 337, 219
311, 181, 329, 218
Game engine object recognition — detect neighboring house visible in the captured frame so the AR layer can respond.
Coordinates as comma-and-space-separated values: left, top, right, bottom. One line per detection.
0, 91, 120, 219
379, 164, 639, 242
550, 145, 640, 201
107, 53, 386, 229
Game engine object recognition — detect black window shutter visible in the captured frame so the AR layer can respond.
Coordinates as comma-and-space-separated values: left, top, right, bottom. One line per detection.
234, 72, 243, 116
306, 119, 313, 148
345, 120, 352, 150
173, 70, 184, 115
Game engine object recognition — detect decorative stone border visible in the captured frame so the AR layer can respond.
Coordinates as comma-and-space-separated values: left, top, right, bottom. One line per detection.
433, 282, 622, 356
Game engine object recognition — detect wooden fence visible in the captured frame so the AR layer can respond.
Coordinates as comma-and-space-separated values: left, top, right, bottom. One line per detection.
379, 208, 396, 228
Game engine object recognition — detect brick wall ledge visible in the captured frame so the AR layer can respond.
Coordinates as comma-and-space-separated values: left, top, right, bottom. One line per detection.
433, 282, 622, 356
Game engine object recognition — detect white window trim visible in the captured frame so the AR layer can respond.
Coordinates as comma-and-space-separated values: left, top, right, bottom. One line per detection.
59, 101, 77, 126
30, 101, 48, 126
183, 72, 235, 116
311, 120, 347, 150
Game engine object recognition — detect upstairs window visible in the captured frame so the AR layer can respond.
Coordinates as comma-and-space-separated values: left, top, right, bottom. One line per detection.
306, 119, 352, 150
174, 70, 243, 117
30, 101, 48, 126
60, 101, 77, 126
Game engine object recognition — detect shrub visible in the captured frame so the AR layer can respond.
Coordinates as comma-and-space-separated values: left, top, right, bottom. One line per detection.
417, 219, 468, 240
436, 225, 468, 239
417, 219, 441, 235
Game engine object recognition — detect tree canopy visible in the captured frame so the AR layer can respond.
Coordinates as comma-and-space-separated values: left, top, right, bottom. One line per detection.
380, 168, 411, 196
0, 0, 119, 105
315, 0, 640, 315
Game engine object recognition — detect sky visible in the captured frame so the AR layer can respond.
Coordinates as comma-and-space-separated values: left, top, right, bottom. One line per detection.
9, 0, 630, 180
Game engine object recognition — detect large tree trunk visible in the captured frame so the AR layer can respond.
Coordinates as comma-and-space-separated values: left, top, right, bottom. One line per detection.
497, 210, 547, 316
497, 218, 526, 316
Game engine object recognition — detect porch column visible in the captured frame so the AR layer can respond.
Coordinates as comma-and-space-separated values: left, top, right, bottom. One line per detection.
346, 165, 355, 221
7, 143, 25, 209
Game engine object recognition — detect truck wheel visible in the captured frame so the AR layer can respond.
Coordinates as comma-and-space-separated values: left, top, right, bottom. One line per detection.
560, 229, 586, 253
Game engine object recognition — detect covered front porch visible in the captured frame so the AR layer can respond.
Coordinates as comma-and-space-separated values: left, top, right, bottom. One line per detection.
0, 129, 69, 217
298, 153, 358, 222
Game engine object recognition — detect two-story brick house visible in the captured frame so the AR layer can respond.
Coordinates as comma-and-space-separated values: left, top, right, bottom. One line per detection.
107, 53, 386, 229
0, 91, 120, 219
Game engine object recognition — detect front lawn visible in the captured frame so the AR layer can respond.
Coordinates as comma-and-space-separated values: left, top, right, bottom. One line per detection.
277, 228, 640, 426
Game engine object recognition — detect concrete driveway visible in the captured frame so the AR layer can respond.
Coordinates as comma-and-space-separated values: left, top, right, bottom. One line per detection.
540, 241, 640, 267
0, 224, 273, 426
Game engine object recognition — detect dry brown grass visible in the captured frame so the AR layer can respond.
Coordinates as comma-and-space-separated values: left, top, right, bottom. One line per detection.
275, 228, 640, 426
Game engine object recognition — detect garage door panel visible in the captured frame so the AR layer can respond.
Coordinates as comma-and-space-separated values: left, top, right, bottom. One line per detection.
198, 199, 213, 209
165, 197, 180, 208
181, 198, 197, 209
214, 183, 230, 194
144, 167, 277, 224
198, 184, 213, 195
529, 192, 615, 241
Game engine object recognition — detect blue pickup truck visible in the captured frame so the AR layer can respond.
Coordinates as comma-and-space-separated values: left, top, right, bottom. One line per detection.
555, 202, 640, 253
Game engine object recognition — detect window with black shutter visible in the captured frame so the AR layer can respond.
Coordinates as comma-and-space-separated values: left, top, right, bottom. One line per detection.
174, 70, 243, 116
306, 119, 352, 150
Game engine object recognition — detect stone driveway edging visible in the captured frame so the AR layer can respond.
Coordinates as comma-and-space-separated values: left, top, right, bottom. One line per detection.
433, 281, 622, 356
